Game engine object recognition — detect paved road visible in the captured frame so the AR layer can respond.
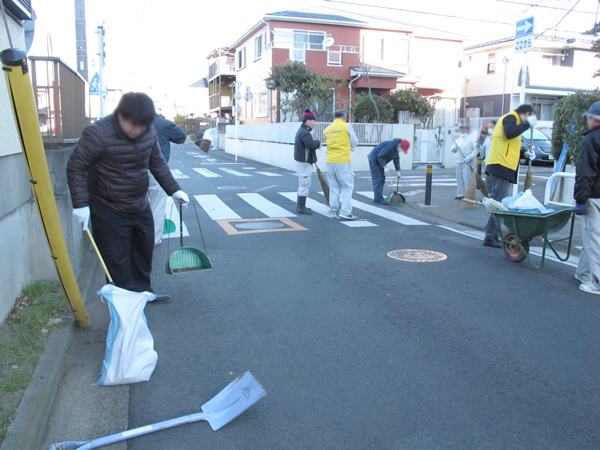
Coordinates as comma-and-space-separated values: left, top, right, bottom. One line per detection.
128, 144, 599, 449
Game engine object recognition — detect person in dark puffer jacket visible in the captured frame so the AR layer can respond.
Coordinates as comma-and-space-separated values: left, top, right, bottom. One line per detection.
67, 93, 189, 302
293, 108, 321, 214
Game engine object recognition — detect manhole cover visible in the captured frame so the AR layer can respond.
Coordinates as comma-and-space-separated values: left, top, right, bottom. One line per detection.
234, 221, 286, 230
217, 186, 247, 191
387, 249, 448, 263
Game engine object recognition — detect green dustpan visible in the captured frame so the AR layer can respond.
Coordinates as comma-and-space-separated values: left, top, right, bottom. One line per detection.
166, 202, 212, 274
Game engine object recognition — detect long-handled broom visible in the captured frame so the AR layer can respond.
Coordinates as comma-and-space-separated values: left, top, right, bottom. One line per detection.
315, 163, 330, 206
524, 127, 534, 191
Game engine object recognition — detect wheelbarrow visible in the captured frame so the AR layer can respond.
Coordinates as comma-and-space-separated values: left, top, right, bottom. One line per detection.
490, 205, 575, 269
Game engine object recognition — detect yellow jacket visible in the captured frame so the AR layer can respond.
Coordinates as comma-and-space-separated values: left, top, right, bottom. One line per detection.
487, 111, 522, 171
324, 119, 352, 164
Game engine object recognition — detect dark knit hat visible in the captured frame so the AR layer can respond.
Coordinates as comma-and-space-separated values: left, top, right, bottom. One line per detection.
302, 108, 316, 122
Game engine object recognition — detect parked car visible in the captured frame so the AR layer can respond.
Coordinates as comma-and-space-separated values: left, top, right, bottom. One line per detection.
520, 128, 554, 165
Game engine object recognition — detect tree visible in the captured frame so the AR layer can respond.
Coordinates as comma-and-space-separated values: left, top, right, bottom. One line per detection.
389, 88, 434, 126
359, 64, 380, 122
584, 23, 600, 77
266, 60, 342, 121
174, 114, 187, 126
354, 95, 394, 123
552, 90, 600, 163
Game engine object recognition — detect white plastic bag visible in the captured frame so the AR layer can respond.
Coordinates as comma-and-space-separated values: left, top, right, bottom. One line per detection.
202, 128, 219, 150
482, 197, 509, 211
96, 285, 158, 386
511, 189, 551, 214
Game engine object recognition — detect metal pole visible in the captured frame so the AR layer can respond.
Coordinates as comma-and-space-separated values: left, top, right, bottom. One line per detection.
501, 57, 508, 115
74, 0, 88, 81
519, 52, 527, 106
234, 82, 238, 162
476, 156, 483, 190
97, 25, 106, 117
425, 164, 432, 205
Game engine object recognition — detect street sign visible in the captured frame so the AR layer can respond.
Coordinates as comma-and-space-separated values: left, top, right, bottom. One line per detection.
515, 17, 534, 38
515, 35, 533, 53
90, 72, 100, 95
515, 17, 534, 53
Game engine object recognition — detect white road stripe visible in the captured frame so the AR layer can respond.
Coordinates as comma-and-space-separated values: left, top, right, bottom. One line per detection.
256, 172, 282, 177
349, 198, 429, 225
279, 192, 330, 217
238, 193, 296, 217
219, 167, 252, 177
243, 167, 256, 170
437, 225, 578, 268
193, 168, 221, 178
194, 195, 241, 220
170, 169, 189, 179
341, 221, 378, 227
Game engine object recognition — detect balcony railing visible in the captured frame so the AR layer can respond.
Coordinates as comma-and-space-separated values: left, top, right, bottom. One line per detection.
208, 56, 236, 80
209, 94, 233, 110
29, 56, 91, 144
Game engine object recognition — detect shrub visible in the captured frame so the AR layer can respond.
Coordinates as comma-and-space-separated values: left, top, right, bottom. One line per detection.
552, 90, 600, 163
354, 95, 394, 123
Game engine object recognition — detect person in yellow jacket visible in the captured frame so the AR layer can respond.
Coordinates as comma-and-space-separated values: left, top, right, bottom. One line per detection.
323, 110, 359, 220
483, 104, 537, 248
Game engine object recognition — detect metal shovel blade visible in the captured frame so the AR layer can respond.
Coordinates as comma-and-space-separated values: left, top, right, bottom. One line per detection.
201, 371, 267, 431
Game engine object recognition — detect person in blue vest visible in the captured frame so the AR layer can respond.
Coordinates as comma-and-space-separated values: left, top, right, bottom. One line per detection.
367, 138, 411, 204
148, 110, 187, 245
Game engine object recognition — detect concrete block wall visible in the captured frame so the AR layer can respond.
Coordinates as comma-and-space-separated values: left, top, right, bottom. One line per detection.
224, 123, 414, 172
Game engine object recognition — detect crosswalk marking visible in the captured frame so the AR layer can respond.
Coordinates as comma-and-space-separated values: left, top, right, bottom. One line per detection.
193, 168, 221, 178
341, 221, 378, 228
219, 167, 252, 177
349, 198, 428, 225
256, 172, 282, 177
194, 195, 241, 220
238, 193, 296, 218
279, 192, 330, 217
170, 169, 189, 179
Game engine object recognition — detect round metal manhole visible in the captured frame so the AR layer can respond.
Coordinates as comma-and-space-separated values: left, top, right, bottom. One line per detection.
217, 186, 247, 191
234, 221, 286, 230
387, 249, 448, 263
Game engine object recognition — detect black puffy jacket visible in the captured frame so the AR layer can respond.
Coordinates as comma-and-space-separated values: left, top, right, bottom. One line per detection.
67, 114, 181, 213
294, 123, 320, 163
574, 125, 600, 205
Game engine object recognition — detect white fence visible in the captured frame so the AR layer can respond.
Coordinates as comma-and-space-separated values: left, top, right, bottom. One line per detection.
225, 122, 415, 171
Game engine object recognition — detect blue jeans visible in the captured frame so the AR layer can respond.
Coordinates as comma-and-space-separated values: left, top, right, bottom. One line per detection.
368, 152, 385, 202
484, 173, 511, 241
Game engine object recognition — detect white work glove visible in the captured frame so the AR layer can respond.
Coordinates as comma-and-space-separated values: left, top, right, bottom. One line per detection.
73, 206, 90, 231
172, 190, 189, 206
524, 149, 536, 161
527, 115, 538, 127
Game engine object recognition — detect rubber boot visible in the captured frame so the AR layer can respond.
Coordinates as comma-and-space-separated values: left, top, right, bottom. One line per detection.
297, 195, 313, 215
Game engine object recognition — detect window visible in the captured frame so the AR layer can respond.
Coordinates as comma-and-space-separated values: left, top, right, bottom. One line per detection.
253, 91, 268, 117
483, 101, 494, 117
254, 35, 263, 61
532, 101, 555, 121
237, 47, 246, 71
291, 30, 326, 63
487, 53, 496, 74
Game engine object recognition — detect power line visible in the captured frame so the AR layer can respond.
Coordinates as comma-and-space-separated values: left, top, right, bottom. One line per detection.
323, 0, 515, 25
537, 0, 582, 35
496, 0, 597, 14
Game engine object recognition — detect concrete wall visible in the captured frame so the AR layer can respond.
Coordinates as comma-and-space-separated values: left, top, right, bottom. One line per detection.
224, 123, 414, 171
0, 17, 87, 321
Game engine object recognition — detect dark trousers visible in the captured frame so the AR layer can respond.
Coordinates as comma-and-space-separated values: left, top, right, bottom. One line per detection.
484, 173, 511, 241
368, 152, 385, 202
89, 201, 155, 292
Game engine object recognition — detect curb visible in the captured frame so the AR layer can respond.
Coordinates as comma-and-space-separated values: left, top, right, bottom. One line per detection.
1, 252, 99, 450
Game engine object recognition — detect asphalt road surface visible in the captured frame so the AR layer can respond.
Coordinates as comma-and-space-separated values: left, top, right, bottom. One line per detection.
128, 143, 599, 449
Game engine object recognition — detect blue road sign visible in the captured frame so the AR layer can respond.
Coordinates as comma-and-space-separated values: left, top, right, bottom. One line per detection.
90, 72, 100, 95
515, 17, 534, 38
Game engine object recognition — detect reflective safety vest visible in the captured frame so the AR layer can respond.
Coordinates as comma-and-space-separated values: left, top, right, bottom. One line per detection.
487, 111, 522, 171
324, 119, 351, 164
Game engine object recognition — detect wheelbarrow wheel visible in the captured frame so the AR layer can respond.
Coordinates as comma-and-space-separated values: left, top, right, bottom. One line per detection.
503, 234, 529, 263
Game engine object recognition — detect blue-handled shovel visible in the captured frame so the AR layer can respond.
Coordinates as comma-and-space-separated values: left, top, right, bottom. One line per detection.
48, 371, 266, 450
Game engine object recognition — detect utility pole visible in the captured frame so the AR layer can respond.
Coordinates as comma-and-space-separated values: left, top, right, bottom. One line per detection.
97, 25, 106, 117
519, 52, 527, 106
74, 0, 88, 80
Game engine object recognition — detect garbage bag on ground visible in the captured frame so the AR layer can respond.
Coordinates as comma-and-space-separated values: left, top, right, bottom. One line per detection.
501, 189, 553, 214
96, 284, 158, 386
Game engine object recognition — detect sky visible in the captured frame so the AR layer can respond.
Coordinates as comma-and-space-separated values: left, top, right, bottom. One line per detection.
27, 0, 600, 97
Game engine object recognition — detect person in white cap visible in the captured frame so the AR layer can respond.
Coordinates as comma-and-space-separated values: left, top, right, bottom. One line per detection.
451, 122, 477, 199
